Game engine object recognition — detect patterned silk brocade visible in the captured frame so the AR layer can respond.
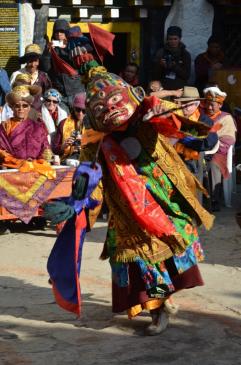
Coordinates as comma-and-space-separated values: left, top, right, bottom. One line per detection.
80, 123, 214, 266
136, 124, 214, 230
104, 180, 174, 264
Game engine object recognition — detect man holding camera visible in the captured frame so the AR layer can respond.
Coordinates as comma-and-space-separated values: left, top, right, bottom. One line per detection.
152, 26, 191, 91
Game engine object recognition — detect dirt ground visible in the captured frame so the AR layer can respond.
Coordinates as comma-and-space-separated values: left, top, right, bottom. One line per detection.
0, 197, 241, 365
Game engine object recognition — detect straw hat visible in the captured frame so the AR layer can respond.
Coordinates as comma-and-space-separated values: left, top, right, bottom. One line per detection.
175, 86, 204, 102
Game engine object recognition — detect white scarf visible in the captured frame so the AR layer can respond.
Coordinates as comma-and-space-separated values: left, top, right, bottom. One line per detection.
41, 104, 68, 136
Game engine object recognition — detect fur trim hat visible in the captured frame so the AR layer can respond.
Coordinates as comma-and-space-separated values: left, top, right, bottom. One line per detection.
12, 73, 32, 88
6, 85, 41, 107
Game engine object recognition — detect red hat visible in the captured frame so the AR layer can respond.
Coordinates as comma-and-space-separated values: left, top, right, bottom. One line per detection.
73, 92, 86, 109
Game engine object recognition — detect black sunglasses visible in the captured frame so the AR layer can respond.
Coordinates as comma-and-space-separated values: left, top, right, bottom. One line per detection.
74, 107, 86, 113
14, 103, 30, 109
45, 98, 59, 104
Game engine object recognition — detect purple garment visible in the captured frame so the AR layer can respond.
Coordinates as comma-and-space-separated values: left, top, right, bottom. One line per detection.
32, 71, 52, 110
0, 118, 50, 160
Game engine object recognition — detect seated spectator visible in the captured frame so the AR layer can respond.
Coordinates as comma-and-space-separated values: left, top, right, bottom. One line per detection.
1, 73, 39, 123
120, 62, 139, 86
152, 26, 191, 90
52, 92, 86, 163
147, 80, 183, 99
174, 86, 218, 175
203, 86, 237, 211
195, 36, 224, 95
0, 85, 52, 169
10, 44, 51, 110
41, 88, 68, 141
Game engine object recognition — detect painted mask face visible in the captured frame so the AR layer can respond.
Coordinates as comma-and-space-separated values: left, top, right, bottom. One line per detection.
88, 85, 137, 132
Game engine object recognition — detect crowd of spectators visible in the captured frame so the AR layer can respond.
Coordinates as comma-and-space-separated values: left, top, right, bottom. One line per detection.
0, 20, 238, 225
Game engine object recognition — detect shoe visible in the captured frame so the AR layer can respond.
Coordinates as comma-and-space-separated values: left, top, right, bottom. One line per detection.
164, 298, 179, 315
0, 226, 11, 235
145, 310, 169, 336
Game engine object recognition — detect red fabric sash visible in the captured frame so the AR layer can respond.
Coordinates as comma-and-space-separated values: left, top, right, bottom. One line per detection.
101, 136, 175, 237
51, 48, 78, 76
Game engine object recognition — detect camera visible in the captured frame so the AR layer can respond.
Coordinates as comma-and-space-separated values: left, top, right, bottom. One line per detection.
164, 54, 174, 69
71, 130, 81, 146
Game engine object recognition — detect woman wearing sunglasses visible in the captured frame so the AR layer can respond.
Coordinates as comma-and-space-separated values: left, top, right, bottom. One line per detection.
52, 92, 86, 164
41, 88, 68, 142
0, 85, 52, 168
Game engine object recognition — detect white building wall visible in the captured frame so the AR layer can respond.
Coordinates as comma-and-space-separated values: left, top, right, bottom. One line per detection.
20, 3, 36, 56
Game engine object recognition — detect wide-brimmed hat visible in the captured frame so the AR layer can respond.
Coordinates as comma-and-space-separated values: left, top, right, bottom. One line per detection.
175, 86, 204, 102
6, 85, 41, 107
19, 44, 42, 64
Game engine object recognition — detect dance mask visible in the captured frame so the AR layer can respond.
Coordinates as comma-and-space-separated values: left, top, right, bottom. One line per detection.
86, 72, 145, 132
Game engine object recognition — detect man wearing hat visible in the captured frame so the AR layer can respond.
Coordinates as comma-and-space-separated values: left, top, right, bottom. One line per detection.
173, 86, 219, 201
203, 86, 236, 211
10, 44, 51, 110
152, 26, 191, 90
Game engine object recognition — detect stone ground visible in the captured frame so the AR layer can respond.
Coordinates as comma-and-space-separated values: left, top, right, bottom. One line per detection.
0, 199, 241, 365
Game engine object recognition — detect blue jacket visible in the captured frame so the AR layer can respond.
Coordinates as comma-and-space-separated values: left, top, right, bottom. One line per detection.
0, 68, 11, 106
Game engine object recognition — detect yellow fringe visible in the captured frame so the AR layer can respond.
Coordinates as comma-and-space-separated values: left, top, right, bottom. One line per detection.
88, 66, 107, 80
127, 299, 163, 319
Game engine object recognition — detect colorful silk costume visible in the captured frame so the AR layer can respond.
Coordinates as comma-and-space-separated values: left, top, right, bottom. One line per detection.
79, 69, 214, 316
47, 24, 214, 318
